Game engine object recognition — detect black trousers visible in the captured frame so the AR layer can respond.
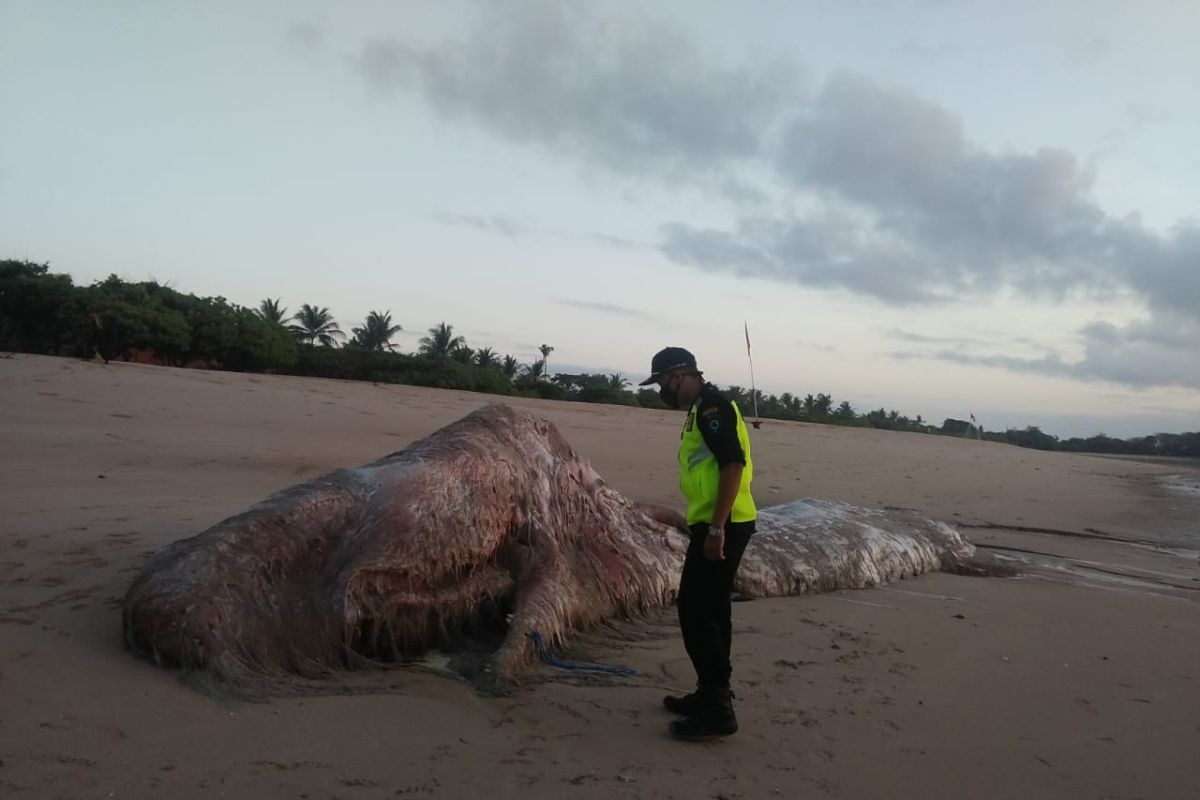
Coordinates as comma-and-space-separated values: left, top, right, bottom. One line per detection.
677, 520, 754, 692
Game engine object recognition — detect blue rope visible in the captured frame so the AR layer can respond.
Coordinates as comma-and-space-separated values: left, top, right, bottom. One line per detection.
527, 631, 636, 677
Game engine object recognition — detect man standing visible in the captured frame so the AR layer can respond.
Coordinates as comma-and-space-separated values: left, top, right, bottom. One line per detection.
640, 347, 756, 740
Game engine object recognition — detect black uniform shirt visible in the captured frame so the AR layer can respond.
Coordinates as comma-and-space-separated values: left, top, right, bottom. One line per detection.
691, 383, 746, 469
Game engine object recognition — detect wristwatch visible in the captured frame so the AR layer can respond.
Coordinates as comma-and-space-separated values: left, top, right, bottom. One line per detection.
707, 524, 724, 538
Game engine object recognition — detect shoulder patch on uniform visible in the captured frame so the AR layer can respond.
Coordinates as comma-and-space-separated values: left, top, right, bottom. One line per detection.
708, 419, 721, 432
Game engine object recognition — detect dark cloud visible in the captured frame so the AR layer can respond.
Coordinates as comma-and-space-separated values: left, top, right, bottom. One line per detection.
892, 314, 1200, 389
719, 177, 772, 208
351, 3, 799, 178
664, 213, 949, 305
894, 349, 1070, 378
1071, 315, 1200, 388
1110, 221, 1200, 321
549, 297, 652, 321
665, 71, 1135, 305
659, 72, 1197, 388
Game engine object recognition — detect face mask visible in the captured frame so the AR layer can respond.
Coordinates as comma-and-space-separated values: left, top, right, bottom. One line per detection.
659, 384, 680, 409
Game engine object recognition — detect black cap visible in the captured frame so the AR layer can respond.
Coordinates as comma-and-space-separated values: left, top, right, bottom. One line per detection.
639, 347, 698, 385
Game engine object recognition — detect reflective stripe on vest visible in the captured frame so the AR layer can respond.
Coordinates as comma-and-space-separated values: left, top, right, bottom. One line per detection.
677, 399, 756, 526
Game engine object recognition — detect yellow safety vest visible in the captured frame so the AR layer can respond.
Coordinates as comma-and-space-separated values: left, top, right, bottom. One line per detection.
677, 397, 756, 525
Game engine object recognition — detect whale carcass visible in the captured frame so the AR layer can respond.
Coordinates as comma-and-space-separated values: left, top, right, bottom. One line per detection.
123, 404, 990, 692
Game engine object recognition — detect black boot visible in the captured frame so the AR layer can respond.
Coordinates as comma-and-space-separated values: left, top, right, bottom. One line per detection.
668, 689, 738, 740
662, 688, 703, 716
663, 687, 735, 716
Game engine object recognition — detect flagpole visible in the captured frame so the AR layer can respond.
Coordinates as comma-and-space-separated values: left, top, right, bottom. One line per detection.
745, 321, 761, 428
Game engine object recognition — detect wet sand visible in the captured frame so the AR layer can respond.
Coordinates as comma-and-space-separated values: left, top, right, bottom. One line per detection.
2, 355, 1197, 799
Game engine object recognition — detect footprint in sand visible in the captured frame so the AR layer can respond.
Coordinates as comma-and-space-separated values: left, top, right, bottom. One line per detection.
803, 748, 835, 765
550, 701, 590, 722
395, 780, 441, 795
33, 753, 97, 768
253, 760, 330, 771
770, 709, 820, 728
37, 715, 78, 731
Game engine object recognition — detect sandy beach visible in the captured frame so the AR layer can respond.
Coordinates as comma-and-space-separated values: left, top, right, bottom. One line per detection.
2, 354, 1197, 800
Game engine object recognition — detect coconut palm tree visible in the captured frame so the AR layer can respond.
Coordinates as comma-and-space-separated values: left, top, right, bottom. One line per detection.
350, 310, 402, 352
501, 355, 520, 378
814, 393, 834, 417
474, 346, 498, 369
780, 392, 800, 417
290, 304, 345, 347
524, 359, 546, 381
607, 373, 629, 391
802, 393, 816, 417
538, 344, 554, 377
256, 298, 289, 326
418, 322, 464, 358
450, 343, 475, 364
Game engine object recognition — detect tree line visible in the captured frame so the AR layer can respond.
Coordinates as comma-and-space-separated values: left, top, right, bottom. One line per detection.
2, 260, 1195, 458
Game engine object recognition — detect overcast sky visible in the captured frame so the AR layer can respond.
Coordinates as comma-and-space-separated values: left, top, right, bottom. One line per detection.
3, 1, 1197, 438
